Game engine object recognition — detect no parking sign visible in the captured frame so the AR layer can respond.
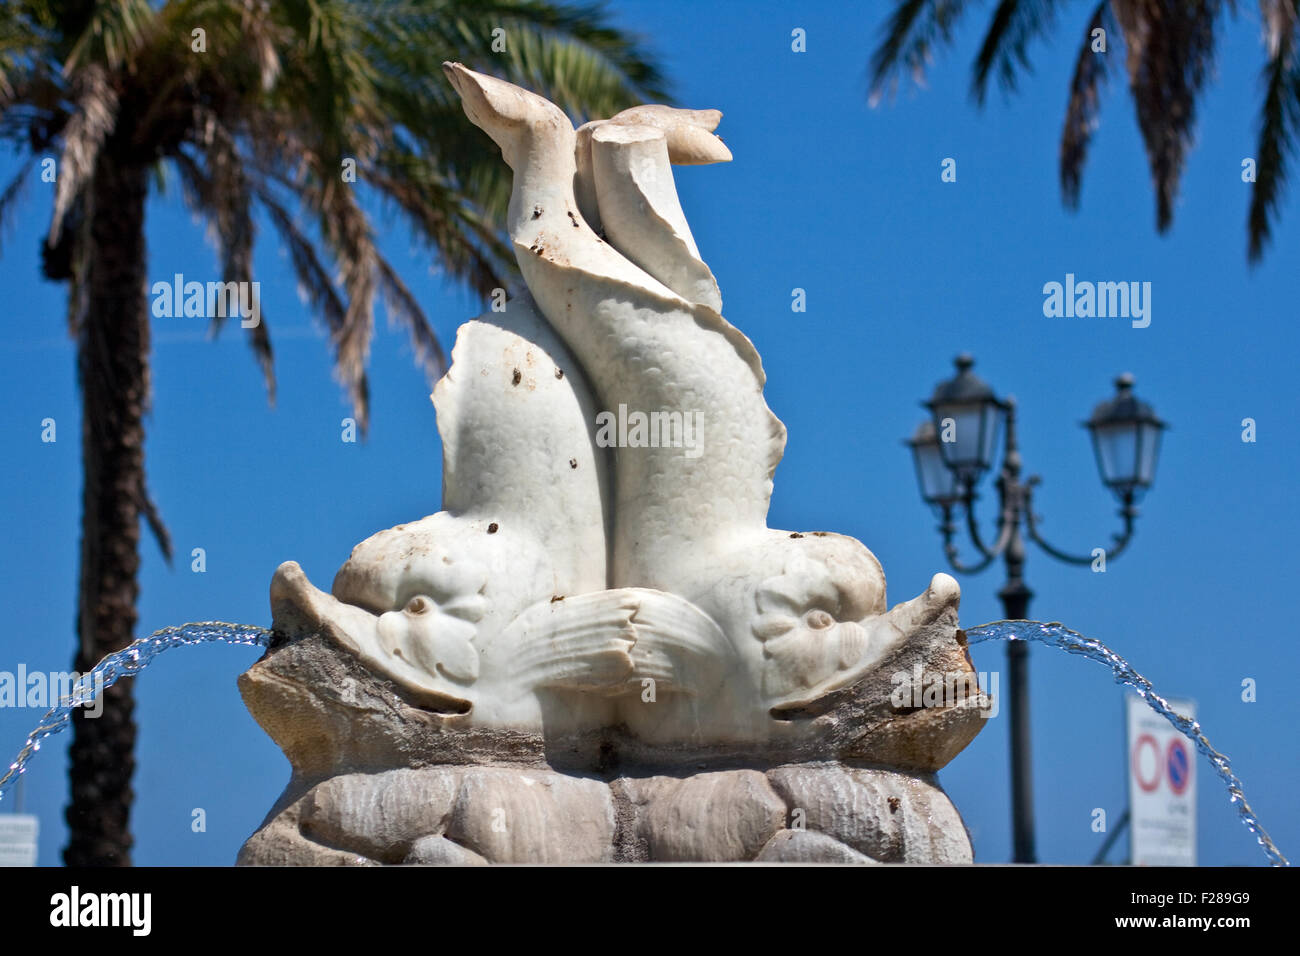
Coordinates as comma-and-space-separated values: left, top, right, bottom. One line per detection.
1126, 695, 1197, 866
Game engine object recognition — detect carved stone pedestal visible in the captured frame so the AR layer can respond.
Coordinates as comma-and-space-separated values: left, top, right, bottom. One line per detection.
240, 763, 971, 865
237, 589, 988, 865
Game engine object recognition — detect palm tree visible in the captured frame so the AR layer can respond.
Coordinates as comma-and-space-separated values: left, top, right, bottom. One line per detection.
0, 0, 665, 866
868, 0, 1300, 261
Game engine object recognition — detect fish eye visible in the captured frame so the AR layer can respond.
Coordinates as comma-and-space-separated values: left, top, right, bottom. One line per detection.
805, 609, 835, 630
405, 596, 432, 615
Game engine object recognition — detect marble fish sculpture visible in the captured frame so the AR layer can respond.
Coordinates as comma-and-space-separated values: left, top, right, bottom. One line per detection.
238, 65, 989, 865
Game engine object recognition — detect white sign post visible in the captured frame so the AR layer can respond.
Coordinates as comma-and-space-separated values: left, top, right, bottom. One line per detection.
0, 814, 39, 867
1126, 694, 1196, 866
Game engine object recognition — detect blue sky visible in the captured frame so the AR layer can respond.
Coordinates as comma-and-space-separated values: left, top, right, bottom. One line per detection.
1, 0, 1296, 865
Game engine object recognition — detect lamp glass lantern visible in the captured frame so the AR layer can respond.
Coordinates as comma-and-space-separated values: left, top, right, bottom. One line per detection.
1085, 373, 1167, 498
924, 354, 1005, 487
905, 419, 961, 507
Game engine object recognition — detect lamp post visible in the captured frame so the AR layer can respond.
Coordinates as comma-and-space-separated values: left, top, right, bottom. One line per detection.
904, 355, 1167, 863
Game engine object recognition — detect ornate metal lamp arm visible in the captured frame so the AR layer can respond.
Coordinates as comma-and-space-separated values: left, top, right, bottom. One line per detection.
939, 489, 1016, 575
937, 394, 1026, 577
1023, 479, 1138, 565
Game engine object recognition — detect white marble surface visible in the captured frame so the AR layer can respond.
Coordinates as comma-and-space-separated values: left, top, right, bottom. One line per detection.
256, 64, 974, 754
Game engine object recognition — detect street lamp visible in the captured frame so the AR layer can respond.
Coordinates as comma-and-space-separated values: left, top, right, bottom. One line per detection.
924, 353, 1006, 486
904, 355, 1168, 864
1085, 372, 1166, 500
904, 419, 961, 508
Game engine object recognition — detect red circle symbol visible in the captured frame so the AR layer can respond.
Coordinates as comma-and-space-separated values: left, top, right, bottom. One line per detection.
1166, 739, 1191, 796
1132, 733, 1161, 792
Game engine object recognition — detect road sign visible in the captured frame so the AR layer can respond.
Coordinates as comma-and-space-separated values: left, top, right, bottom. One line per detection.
1166, 739, 1191, 796
0, 814, 38, 867
1126, 695, 1196, 866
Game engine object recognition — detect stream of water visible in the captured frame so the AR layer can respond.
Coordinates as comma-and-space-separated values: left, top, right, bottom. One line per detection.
0, 622, 269, 805
0, 618, 1286, 865
965, 619, 1289, 867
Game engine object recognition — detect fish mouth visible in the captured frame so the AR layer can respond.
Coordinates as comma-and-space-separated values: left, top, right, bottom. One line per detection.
442, 61, 472, 106
442, 61, 492, 136
441, 61, 469, 92
270, 561, 473, 714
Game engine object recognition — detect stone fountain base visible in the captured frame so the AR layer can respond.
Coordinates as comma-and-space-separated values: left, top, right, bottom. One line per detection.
236, 587, 987, 865
239, 762, 971, 865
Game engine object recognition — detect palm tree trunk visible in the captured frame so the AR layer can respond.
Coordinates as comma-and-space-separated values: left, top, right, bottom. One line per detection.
63, 154, 150, 867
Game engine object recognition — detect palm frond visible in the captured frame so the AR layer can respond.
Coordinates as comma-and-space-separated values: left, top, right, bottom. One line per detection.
64, 0, 155, 73
169, 126, 275, 398
1111, 0, 1227, 231
487, 20, 666, 121
1248, 0, 1300, 260
191, 108, 255, 336
137, 476, 173, 563
0, 155, 37, 251
365, 146, 514, 296
375, 254, 447, 386
869, 0, 976, 105
0, 6, 46, 105
371, 0, 668, 104
972, 0, 1069, 104
168, 0, 282, 91
253, 181, 347, 337
0, 63, 62, 151
47, 62, 116, 245
1060, 2, 1115, 207
314, 176, 379, 433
